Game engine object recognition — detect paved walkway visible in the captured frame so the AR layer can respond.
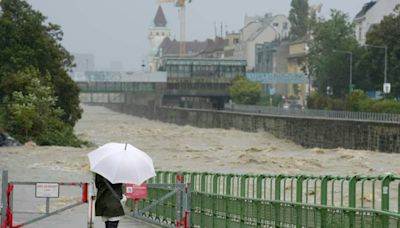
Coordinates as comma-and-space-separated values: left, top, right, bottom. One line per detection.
12, 204, 159, 228
14, 206, 158, 228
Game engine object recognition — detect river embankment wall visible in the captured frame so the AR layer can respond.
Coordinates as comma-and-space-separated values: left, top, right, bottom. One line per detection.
89, 93, 400, 153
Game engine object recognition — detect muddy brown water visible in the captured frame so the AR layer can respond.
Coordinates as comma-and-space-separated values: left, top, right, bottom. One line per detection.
1, 104, 400, 226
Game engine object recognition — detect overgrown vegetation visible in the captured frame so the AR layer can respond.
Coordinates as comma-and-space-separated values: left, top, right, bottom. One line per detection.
307, 90, 400, 113
0, 0, 84, 146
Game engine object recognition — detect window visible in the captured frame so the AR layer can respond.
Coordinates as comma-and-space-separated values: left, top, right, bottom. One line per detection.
283, 22, 288, 30
273, 22, 279, 27
162, 32, 164, 36
156, 32, 159, 36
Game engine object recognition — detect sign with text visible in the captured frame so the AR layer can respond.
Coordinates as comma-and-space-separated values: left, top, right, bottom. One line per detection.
35, 183, 60, 198
125, 184, 148, 199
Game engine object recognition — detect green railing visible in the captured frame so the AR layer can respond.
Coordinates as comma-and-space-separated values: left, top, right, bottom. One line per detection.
132, 171, 400, 227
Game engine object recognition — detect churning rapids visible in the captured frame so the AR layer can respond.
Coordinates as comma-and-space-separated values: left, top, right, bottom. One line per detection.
1, 104, 399, 179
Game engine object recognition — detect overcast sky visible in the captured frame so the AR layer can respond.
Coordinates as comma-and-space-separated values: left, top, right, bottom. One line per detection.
27, 0, 369, 71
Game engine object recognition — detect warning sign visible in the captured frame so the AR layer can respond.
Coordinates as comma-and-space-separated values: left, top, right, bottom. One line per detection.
35, 183, 60, 198
125, 184, 147, 199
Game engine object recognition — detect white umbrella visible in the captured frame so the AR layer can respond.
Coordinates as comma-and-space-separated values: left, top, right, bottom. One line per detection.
88, 143, 156, 184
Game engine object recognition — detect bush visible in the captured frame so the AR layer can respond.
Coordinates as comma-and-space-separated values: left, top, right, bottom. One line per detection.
368, 100, 400, 113
307, 92, 345, 110
35, 124, 84, 147
308, 90, 400, 113
344, 90, 368, 111
3, 68, 84, 146
229, 75, 262, 105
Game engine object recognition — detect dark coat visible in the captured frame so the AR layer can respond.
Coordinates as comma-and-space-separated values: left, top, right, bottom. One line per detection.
95, 174, 125, 217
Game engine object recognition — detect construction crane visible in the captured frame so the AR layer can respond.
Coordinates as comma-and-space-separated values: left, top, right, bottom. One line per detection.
158, 0, 192, 56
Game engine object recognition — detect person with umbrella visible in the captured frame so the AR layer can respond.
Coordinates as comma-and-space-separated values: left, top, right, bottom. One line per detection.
95, 174, 125, 228
88, 143, 156, 228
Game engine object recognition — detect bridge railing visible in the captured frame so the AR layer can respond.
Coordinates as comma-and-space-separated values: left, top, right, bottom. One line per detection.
224, 103, 400, 123
142, 171, 400, 227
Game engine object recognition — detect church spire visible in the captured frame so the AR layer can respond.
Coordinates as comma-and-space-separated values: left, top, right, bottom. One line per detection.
154, 5, 167, 27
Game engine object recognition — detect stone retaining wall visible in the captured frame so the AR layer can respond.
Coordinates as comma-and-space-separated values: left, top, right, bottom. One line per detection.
89, 94, 400, 153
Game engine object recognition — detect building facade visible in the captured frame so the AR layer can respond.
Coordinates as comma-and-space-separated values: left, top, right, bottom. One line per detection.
287, 39, 309, 104
224, 32, 240, 57
354, 0, 400, 45
235, 14, 290, 71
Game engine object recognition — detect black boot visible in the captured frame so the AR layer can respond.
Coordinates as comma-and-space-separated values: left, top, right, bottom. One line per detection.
105, 221, 119, 228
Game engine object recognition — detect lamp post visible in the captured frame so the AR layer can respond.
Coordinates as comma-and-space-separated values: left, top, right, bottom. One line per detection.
333, 49, 353, 93
364, 44, 389, 93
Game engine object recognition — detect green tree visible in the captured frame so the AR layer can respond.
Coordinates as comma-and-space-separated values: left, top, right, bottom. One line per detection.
229, 76, 262, 105
2, 68, 81, 146
307, 10, 360, 98
0, 0, 82, 126
363, 6, 400, 97
289, 0, 309, 40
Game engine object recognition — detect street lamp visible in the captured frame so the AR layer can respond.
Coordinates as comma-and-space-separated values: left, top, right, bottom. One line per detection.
364, 44, 389, 93
333, 49, 353, 93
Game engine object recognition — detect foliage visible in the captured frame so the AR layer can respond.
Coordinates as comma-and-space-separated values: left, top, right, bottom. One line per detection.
307, 10, 361, 98
229, 75, 262, 105
292, 84, 301, 96
257, 94, 284, 107
344, 89, 368, 111
2, 68, 84, 145
0, 0, 82, 126
289, 0, 309, 40
307, 92, 345, 110
363, 6, 400, 97
307, 90, 400, 113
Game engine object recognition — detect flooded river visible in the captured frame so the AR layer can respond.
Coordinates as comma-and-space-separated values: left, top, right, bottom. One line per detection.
1, 104, 400, 179
1, 104, 400, 226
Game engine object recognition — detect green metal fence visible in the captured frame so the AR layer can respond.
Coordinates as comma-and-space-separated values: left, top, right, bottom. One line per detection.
133, 171, 400, 227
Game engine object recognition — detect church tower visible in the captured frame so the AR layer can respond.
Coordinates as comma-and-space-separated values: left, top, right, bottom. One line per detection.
148, 6, 171, 54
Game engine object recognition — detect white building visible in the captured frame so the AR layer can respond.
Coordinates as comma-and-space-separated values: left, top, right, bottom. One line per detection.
148, 6, 171, 72
235, 14, 290, 71
354, 0, 400, 45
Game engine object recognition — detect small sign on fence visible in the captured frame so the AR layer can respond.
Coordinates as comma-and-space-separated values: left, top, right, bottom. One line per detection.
35, 183, 59, 198
125, 184, 147, 199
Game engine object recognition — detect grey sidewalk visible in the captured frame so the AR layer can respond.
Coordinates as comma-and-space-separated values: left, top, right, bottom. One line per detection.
12, 204, 159, 228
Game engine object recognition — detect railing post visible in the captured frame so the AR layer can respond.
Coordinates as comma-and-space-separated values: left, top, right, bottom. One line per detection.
240, 175, 248, 228
256, 175, 265, 199
213, 174, 219, 195
348, 176, 358, 228
175, 173, 183, 228
275, 175, 283, 227
212, 174, 219, 228
296, 175, 304, 228
1, 170, 8, 226
226, 174, 233, 196
381, 175, 392, 228
320, 176, 330, 228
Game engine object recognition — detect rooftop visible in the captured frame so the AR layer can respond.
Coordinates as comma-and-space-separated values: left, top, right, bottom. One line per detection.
154, 5, 167, 27
355, 1, 377, 19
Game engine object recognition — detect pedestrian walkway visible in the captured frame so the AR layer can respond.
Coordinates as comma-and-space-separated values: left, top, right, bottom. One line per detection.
118, 216, 159, 228
11, 204, 158, 228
